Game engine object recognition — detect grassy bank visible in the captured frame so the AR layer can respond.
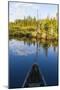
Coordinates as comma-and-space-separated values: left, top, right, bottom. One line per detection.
9, 16, 58, 40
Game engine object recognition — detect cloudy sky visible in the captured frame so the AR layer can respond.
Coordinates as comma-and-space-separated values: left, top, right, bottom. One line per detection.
9, 2, 58, 22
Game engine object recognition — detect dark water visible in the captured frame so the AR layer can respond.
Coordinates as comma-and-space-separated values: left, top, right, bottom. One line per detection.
9, 38, 58, 88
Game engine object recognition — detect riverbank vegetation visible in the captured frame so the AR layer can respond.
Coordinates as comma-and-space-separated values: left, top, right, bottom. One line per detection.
9, 16, 58, 40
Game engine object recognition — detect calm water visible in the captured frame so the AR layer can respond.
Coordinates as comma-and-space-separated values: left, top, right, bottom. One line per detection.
9, 38, 58, 88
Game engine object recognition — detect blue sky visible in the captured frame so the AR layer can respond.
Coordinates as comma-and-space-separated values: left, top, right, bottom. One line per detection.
9, 2, 58, 22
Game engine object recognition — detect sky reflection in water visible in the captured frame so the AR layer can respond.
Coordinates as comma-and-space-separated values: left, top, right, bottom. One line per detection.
9, 38, 58, 88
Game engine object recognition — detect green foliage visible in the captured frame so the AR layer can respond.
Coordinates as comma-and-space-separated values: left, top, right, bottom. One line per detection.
9, 16, 58, 40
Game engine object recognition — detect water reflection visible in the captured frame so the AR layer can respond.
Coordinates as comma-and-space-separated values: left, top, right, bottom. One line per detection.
22, 38, 47, 87
9, 39, 36, 56
9, 37, 58, 57
9, 37, 58, 88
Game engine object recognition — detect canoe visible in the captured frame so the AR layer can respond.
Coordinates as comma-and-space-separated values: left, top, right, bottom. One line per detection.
22, 63, 46, 87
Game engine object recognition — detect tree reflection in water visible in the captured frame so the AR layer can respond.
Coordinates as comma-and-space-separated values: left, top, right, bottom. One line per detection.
9, 37, 58, 87
9, 37, 58, 58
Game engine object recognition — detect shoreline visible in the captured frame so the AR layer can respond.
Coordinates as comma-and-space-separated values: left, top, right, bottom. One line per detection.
9, 35, 58, 41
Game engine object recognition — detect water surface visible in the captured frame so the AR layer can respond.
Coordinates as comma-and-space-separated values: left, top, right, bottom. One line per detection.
9, 38, 58, 88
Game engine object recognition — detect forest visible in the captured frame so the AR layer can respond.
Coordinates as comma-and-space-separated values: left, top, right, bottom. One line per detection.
9, 16, 58, 40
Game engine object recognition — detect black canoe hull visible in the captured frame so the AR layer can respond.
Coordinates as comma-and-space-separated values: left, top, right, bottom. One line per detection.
22, 63, 46, 87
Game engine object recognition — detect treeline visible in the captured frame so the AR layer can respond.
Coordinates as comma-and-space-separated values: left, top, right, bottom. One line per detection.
9, 16, 58, 40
